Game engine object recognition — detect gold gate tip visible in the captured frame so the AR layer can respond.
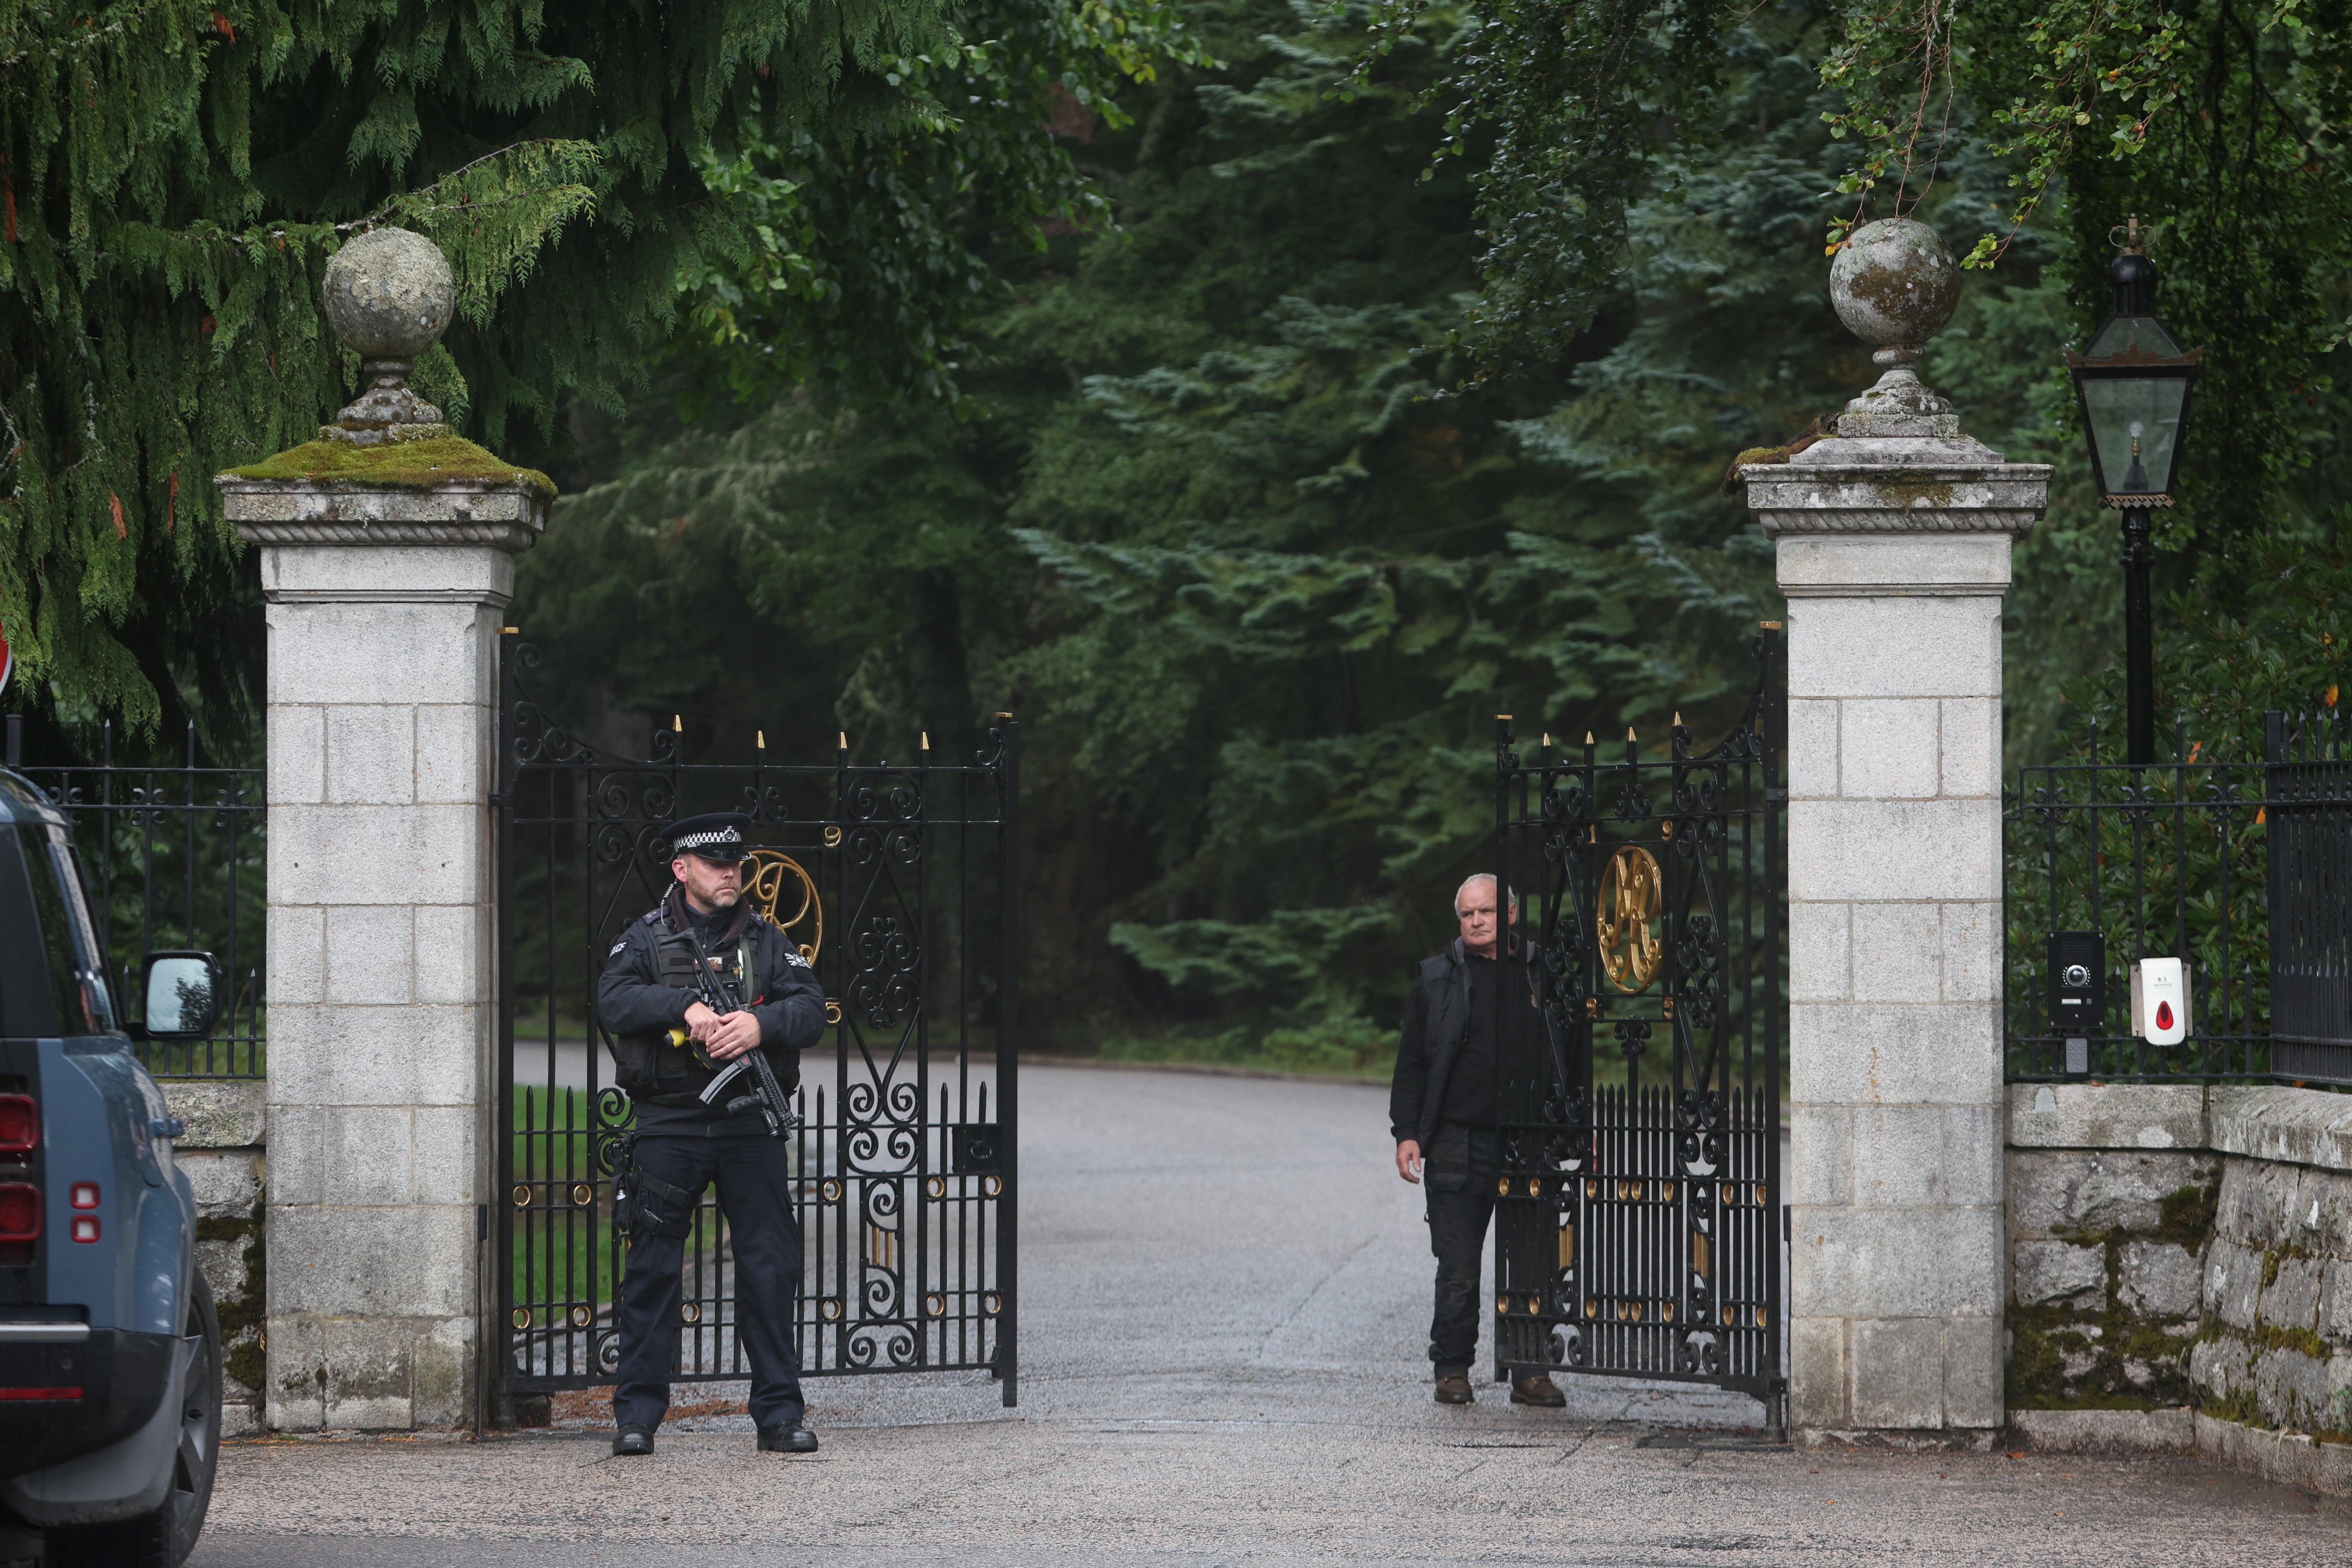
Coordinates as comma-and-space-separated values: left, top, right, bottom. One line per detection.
672, 715, 682, 732
837, 731, 849, 750
1585, 731, 1595, 746
920, 731, 931, 751
756, 730, 766, 750
1627, 727, 1637, 742
1673, 711, 1683, 727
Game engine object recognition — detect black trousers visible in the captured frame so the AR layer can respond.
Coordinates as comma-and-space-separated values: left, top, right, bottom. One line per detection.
612, 1132, 806, 1431
1424, 1122, 1501, 1377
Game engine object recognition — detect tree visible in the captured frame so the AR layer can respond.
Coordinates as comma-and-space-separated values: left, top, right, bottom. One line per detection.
1373, 0, 2352, 744
523, 0, 1870, 1054
0, 0, 1185, 746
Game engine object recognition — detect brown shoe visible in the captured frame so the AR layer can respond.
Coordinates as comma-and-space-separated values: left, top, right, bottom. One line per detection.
1511, 1374, 1566, 1408
1433, 1373, 1474, 1405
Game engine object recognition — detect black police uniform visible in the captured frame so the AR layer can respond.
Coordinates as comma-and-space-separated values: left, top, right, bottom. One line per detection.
596, 813, 826, 1452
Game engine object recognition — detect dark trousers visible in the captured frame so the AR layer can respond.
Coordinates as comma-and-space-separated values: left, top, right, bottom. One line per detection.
1424, 1122, 1500, 1377
613, 1132, 806, 1431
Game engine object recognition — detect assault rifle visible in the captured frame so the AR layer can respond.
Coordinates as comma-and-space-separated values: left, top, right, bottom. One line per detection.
660, 923, 799, 1137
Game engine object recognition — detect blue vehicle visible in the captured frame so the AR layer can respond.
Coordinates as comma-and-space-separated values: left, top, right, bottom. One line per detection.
0, 769, 221, 1566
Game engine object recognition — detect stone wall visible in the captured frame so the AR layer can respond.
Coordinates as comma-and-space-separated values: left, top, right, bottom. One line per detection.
2007, 1082, 2352, 1488
2189, 1090, 2352, 1438
165, 1079, 267, 1436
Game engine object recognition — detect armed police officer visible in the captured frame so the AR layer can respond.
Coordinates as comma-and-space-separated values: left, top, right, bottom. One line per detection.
598, 812, 826, 1457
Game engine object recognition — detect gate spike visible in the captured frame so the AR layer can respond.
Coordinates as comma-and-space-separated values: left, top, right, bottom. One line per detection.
1585, 731, 1595, 746
1673, 711, 1683, 727
1626, 727, 1637, 743
673, 715, 682, 733
756, 731, 766, 750
837, 731, 848, 751
920, 731, 931, 751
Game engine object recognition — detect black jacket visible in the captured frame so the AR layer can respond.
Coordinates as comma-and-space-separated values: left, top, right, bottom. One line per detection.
597, 886, 827, 1117
1388, 937, 1544, 1146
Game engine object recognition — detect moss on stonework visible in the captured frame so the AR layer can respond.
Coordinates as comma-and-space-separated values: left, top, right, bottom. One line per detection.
224, 436, 555, 499
2250, 1321, 2331, 1360
205, 1198, 267, 1396
2007, 1221, 2204, 1411
1872, 473, 1958, 510
2158, 1181, 2219, 1249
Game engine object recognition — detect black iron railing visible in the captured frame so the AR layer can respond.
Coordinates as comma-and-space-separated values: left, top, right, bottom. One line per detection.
5, 717, 266, 1078
2267, 709, 2352, 1085
2004, 711, 2352, 1086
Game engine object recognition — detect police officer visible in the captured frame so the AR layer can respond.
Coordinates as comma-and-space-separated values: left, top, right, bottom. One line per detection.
597, 811, 826, 1457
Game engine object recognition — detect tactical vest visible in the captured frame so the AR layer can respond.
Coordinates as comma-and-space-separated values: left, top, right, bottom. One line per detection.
613, 922, 762, 1105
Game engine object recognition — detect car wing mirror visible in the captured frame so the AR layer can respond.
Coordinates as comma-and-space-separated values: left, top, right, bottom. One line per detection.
139, 951, 221, 1041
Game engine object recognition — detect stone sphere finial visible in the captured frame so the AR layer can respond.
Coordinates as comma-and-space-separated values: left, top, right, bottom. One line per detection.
318, 228, 457, 446
1826, 217, 1963, 439
322, 228, 455, 359
1829, 218, 1960, 356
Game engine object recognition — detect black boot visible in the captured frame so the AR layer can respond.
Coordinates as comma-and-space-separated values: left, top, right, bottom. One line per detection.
612, 1425, 655, 1456
757, 1421, 819, 1454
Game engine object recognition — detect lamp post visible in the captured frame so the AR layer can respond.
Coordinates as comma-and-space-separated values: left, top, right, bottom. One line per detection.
2065, 218, 2201, 766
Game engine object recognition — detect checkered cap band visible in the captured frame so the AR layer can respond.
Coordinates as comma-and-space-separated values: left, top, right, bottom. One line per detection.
674, 827, 742, 850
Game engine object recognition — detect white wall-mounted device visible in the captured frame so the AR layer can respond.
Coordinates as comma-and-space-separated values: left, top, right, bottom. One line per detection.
2129, 957, 2191, 1046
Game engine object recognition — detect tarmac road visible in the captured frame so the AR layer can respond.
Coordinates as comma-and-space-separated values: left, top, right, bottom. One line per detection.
189, 1063, 2351, 1567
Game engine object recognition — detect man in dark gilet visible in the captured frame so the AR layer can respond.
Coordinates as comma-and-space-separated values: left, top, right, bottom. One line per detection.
597, 812, 826, 1455
1389, 873, 1566, 1407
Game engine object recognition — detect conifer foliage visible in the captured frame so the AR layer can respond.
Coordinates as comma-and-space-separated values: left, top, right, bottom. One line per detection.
0, 0, 955, 735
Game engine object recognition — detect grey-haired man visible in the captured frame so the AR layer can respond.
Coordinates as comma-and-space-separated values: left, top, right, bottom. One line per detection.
1389, 873, 1565, 1407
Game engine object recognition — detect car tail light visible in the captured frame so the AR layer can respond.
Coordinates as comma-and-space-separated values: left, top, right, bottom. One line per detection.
0, 1096, 33, 1153
69, 1217, 97, 1244
69, 1183, 97, 1210
0, 1184, 37, 1243
0, 1388, 82, 1401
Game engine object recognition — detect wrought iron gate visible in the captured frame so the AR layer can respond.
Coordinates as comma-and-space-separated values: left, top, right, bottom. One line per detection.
494, 637, 1018, 1410
1489, 628, 1785, 1414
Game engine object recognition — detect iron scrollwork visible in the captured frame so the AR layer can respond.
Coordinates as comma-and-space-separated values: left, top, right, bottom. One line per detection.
495, 644, 1018, 1400
1487, 633, 1785, 1409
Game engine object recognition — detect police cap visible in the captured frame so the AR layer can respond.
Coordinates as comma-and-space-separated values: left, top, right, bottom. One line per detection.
666, 812, 755, 862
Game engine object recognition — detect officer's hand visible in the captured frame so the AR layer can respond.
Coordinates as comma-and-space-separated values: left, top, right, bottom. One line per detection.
682, 1001, 720, 1043
1396, 1140, 1423, 1185
705, 1011, 765, 1060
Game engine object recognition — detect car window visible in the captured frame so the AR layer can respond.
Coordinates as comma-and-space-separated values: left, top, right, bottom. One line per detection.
15, 824, 118, 1036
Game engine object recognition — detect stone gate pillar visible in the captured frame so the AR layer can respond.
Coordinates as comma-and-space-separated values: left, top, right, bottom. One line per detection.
1743, 220, 2049, 1440
216, 230, 549, 1429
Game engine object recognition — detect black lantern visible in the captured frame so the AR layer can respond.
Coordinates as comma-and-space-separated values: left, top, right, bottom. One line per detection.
2065, 221, 2201, 764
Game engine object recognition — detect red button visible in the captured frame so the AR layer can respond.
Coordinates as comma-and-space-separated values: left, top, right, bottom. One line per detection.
2155, 1000, 2174, 1031
69, 1183, 98, 1210
69, 1216, 98, 1244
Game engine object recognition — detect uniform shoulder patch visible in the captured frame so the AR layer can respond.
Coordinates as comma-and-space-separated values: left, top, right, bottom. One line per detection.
784, 949, 810, 969
641, 906, 664, 925
608, 940, 628, 958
